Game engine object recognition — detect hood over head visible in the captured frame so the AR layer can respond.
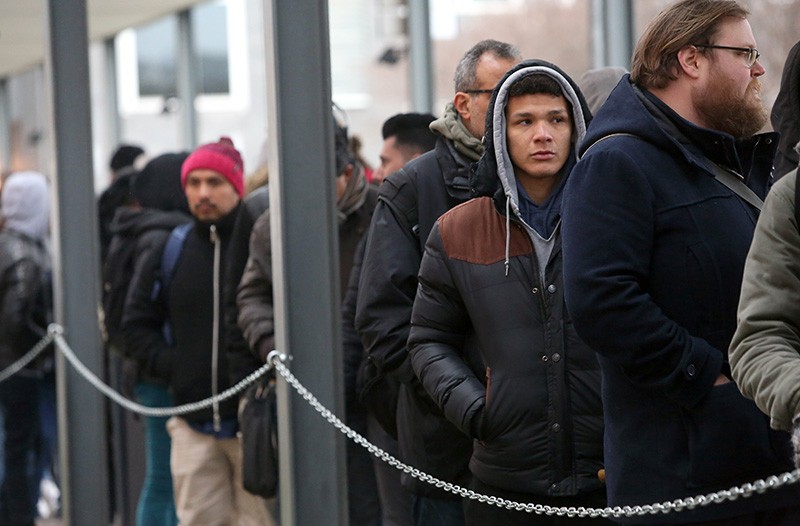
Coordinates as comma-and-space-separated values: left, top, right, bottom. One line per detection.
1, 171, 50, 240
471, 59, 592, 210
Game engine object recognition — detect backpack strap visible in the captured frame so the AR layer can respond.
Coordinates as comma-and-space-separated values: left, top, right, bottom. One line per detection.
151, 222, 192, 345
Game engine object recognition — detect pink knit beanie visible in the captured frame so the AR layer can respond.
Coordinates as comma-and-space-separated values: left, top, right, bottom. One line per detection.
181, 136, 245, 197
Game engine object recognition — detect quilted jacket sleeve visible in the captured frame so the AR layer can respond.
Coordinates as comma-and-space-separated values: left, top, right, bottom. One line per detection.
407, 222, 486, 436
237, 211, 275, 362
730, 171, 800, 431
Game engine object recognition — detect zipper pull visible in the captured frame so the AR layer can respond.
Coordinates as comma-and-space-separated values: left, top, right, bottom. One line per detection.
209, 224, 218, 243
213, 412, 221, 433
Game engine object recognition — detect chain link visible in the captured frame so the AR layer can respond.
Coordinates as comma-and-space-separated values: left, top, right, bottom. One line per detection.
2, 328, 799, 519
267, 353, 800, 520
0, 330, 55, 383
50, 325, 269, 417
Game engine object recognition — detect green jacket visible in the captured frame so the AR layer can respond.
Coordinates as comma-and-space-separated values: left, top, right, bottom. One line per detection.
731, 168, 800, 431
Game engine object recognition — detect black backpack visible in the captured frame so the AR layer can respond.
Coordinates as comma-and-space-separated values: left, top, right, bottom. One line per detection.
101, 230, 139, 354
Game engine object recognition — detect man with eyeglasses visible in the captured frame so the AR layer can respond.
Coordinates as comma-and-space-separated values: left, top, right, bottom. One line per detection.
355, 39, 521, 526
561, 0, 800, 524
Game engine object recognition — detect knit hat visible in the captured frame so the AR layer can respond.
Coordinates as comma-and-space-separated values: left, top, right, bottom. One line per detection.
134, 152, 190, 213
181, 137, 245, 197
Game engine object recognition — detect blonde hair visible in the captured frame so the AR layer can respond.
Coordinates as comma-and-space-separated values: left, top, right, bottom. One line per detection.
630, 0, 748, 90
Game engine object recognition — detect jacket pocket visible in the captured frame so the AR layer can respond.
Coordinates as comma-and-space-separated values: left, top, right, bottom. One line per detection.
681, 381, 791, 489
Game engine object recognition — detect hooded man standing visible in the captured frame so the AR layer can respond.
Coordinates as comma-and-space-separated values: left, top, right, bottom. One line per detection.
0, 171, 51, 526
407, 60, 607, 526
123, 138, 271, 525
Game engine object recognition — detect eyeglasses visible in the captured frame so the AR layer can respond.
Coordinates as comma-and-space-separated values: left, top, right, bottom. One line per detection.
462, 89, 494, 95
693, 44, 761, 68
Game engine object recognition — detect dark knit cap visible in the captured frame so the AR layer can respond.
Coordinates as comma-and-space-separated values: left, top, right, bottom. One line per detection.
110, 145, 145, 171
133, 152, 190, 213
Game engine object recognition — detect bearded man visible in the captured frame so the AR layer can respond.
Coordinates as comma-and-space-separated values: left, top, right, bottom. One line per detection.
561, 0, 800, 524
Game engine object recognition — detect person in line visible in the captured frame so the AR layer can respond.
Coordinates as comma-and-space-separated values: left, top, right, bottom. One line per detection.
106, 152, 192, 526
371, 112, 437, 184
237, 113, 380, 526
98, 144, 147, 262
561, 0, 800, 523
408, 60, 608, 526
123, 138, 272, 525
355, 39, 521, 526
0, 171, 52, 526
343, 111, 437, 526
730, 149, 800, 469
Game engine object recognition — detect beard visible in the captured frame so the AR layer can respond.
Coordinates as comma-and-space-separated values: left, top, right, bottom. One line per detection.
695, 70, 768, 138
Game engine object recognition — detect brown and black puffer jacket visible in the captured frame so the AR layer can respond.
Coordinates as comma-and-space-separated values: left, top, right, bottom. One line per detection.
408, 60, 604, 497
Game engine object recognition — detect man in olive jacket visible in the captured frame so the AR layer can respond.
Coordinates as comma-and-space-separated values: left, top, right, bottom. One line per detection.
731, 160, 800, 453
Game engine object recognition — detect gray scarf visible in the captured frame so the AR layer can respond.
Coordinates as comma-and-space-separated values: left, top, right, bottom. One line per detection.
336, 162, 368, 223
429, 103, 485, 162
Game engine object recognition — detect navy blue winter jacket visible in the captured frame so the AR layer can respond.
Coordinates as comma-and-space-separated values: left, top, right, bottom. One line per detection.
562, 76, 799, 523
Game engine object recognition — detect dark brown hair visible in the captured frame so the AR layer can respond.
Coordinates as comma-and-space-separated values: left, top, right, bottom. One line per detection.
630, 0, 748, 90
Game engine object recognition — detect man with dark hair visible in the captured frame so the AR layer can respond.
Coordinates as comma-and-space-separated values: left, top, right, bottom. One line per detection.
124, 138, 272, 525
355, 39, 521, 526
372, 113, 437, 184
98, 144, 146, 262
408, 60, 607, 526
562, 0, 800, 523
238, 113, 380, 526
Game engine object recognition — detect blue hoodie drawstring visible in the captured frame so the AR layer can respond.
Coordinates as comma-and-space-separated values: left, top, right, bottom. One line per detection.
505, 196, 510, 277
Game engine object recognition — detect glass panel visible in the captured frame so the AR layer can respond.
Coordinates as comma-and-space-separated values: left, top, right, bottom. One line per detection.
192, 2, 230, 95
136, 17, 178, 97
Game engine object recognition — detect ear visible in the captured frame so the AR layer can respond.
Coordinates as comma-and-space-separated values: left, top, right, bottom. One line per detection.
453, 92, 471, 120
677, 45, 703, 79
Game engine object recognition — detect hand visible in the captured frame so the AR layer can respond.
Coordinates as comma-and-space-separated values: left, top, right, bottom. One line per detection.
713, 373, 731, 386
793, 419, 800, 469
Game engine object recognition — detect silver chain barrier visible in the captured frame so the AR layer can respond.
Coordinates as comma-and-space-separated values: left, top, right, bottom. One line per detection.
49, 324, 270, 417
2, 328, 799, 518
0, 330, 56, 383
266, 351, 800, 520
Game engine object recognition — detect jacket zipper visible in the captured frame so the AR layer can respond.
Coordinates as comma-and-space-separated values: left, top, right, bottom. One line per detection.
210, 224, 221, 432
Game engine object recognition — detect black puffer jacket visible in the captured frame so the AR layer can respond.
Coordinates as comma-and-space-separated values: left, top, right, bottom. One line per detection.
408, 60, 604, 496
355, 137, 476, 495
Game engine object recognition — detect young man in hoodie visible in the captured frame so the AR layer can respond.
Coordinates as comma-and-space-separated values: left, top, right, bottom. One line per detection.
562, 1, 800, 524
355, 39, 521, 526
0, 171, 51, 526
123, 138, 272, 525
407, 61, 606, 526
